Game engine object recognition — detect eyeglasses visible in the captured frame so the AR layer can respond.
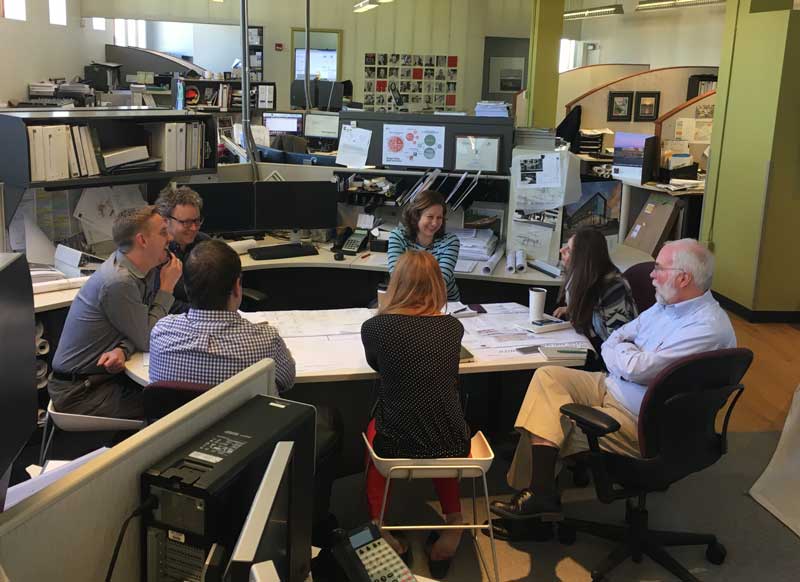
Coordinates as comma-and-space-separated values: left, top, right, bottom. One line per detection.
652, 265, 684, 273
169, 215, 204, 228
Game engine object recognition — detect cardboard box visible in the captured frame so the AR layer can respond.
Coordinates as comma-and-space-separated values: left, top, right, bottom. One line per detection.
623, 193, 679, 257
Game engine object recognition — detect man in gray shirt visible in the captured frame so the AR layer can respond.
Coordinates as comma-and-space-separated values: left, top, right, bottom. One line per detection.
50, 206, 183, 418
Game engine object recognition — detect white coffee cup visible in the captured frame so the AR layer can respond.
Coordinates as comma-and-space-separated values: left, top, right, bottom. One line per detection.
529, 287, 547, 322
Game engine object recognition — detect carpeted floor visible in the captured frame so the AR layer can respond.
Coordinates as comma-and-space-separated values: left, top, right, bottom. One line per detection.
329, 431, 800, 581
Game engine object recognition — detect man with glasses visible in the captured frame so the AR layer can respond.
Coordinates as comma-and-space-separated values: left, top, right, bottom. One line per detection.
155, 185, 210, 313
491, 239, 736, 522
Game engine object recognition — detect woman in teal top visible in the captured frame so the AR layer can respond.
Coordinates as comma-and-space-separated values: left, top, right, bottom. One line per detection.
387, 190, 461, 301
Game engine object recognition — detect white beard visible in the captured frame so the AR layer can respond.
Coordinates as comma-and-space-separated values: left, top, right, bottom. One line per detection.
654, 280, 678, 305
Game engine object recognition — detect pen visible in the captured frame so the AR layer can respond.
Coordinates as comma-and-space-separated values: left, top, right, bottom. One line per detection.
360, 252, 371, 259
556, 349, 586, 354
452, 306, 468, 314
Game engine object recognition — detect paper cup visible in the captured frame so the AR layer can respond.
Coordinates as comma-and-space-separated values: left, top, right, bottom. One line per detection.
377, 289, 388, 311
529, 287, 547, 322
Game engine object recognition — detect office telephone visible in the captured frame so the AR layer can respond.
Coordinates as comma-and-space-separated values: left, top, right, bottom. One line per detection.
336, 228, 369, 255
331, 524, 416, 582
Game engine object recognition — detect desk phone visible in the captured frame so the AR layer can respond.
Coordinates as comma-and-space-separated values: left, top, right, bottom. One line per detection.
332, 524, 416, 582
342, 228, 369, 255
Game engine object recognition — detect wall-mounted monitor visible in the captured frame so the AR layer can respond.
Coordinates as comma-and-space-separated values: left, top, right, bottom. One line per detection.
294, 49, 338, 81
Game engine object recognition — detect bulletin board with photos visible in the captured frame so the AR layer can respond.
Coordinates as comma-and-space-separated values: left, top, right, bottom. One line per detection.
363, 53, 459, 113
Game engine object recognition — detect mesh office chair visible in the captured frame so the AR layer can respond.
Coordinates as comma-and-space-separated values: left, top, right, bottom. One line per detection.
557, 348, 753, 582
622, 261, 657, 313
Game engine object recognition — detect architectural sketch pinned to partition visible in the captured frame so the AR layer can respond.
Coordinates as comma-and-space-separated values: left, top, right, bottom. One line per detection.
506, 147, 581, 263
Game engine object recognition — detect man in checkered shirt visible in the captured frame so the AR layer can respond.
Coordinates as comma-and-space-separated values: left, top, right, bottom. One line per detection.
149, 239, 295, 391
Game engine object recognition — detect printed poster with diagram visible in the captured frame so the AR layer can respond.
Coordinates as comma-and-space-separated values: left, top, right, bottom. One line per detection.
382, 124, 446, 168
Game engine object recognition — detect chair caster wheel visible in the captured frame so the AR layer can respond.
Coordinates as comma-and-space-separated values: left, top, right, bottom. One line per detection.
557, 524, 576, 545
706, 541, 726, 565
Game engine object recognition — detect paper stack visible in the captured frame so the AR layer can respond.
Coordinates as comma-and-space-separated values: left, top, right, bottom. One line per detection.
452, 228, 499, 262
474, 101, 510, 117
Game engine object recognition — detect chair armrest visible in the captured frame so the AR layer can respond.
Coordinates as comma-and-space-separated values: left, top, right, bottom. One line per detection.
561, 404, 621, 437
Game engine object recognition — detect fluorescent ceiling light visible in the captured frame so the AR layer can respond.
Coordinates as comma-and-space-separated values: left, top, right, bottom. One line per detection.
564, 4, 624, 20
354, 0, 379, 12
637, 0, 725, 11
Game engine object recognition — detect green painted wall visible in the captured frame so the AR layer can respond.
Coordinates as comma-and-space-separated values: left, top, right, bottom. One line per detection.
754, 11, 800, 311
527, 0, 564, 129
701, 0, 797, 312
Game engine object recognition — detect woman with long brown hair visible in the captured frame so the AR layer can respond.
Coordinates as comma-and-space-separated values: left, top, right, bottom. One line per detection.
555, 226, 637, 352
360, 250, 469, 576
387, 190, 461, 301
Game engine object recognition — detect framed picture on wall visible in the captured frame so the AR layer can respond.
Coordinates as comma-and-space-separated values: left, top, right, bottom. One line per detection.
607, 91, 634, 122
634, 91, 661, 121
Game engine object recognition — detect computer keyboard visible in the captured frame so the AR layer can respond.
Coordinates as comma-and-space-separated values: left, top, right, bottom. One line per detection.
247, 243, 319, 261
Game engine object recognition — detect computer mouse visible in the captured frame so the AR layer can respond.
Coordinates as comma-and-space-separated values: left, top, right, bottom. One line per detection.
334, 251, 345, 261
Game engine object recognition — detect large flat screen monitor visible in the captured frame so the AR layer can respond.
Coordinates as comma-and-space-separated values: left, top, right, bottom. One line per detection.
304, 112, 340, 139
0, 254, 37, 511
255, 182, 339, 230
263, 112, 304, 136
294, 49, 337, 81
225, 441, 294, 582
189, 182, 256, 235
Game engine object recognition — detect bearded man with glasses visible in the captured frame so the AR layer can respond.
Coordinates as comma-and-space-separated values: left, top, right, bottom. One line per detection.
155, 184, 211, 313
490, 238, 737, 524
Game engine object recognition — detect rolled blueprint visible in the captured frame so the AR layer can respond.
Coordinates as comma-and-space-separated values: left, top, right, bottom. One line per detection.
35, 359, 49, 379
35, 320, 44, 339
505, 252, 516, 273
529, 287, 547, 322
481, 242, 506, 275
515, 249, 527, 273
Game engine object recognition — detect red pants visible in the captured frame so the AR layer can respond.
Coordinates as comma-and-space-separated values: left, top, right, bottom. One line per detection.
365, 419, 462, 520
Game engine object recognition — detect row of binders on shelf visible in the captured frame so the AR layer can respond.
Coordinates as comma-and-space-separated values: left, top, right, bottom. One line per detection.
26, 125, 157, 182
148, 122, 207, 172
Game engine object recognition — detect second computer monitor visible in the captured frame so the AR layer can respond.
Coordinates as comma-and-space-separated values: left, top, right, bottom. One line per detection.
263, 112, 304, 136
255, 182, 338, 230
189, 182, 256, 235
303, 112, 340, 139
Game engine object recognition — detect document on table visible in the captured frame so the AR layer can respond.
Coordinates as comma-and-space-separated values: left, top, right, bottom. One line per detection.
240, 308, 375, 338
285, 334, 370, 374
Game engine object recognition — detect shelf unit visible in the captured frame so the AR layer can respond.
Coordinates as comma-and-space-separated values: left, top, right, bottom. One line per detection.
0, 109, 218, 227
171, 78, 277, 114
248, 26, 264, 82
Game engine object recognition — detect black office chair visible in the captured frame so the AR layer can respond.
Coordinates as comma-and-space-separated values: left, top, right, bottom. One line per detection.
622, 261, 657, 313
557, 348, 753, 582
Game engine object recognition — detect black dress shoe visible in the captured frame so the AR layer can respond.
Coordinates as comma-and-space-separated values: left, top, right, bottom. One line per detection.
490, 489, 562, 521
425, 531, 452, 579
483, 518, 554, 542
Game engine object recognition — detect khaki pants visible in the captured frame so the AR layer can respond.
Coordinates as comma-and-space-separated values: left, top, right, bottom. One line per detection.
507, 365, 641, 490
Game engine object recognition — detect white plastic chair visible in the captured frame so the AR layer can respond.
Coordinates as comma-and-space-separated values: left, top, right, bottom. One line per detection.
38, 400, 145, 465
362, 430, 500, 582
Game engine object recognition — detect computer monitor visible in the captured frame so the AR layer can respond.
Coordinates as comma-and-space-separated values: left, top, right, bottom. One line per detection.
0, 254, 37, 511
189, 182, 256, 235
225, 441, 294, 582
255, 181, 339, 230
612, 132, 658, 184
263, 112, 304, 136
304, 112, 340, 139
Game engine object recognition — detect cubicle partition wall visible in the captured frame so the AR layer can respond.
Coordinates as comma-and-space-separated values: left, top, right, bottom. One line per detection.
565, 66, 719, 135
556, 63, 651, 123
655, 90, 716, 171
337, 111, 514, 173
0, 361, 278, 582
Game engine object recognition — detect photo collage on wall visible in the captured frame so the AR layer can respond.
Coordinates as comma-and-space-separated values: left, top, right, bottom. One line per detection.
363, 53, 458, 113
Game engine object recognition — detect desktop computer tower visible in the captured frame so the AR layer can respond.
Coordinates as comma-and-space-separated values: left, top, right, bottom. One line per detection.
141, 395, 316, 582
